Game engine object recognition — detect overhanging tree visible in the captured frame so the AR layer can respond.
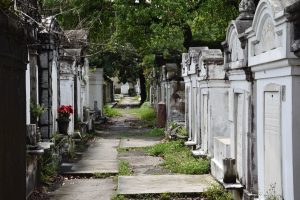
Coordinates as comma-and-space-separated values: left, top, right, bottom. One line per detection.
40, 0, 240, 104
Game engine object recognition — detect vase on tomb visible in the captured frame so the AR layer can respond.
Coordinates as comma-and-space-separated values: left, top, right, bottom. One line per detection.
57, 105, 73, 135
57, 118, 71, 135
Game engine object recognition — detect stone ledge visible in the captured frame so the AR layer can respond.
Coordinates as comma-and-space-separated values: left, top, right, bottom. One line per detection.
184, 140, 197, 146
191, 149, 207, 157
26, 149, 44, 155
218, 179, 243, 190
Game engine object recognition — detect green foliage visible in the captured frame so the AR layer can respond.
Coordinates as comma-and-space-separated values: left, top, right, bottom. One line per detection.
30, 101, 47, 118
40, 153, 59, 185
144, 128, 165, 137
192, 0, 239, 42
119, 160, 133, 176
139, 102, 156, 121
203, 184, 233, 200
40, 0, 239, 84
147, 140, 210, 174
103, 105, 122, 117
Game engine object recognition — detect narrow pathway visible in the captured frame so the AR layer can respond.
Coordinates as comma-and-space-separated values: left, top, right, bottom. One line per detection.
49, 97, 216, 200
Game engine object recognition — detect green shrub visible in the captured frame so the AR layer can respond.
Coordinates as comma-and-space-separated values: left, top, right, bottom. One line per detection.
203, 184, 233, 200
147, 140, 210, 174
103, 105, 121, 117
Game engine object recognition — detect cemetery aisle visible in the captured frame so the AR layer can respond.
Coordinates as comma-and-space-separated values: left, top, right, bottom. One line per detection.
48, 97, 217, 200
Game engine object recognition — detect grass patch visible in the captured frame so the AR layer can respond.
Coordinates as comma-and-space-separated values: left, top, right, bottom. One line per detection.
119, 160, 133, 176
93, 172, 116, 179
103, 105, 122, 117
147, 140, 210, 174
116, 108, 140, 117
144, 128, 165, 137
139, 102, 156, 121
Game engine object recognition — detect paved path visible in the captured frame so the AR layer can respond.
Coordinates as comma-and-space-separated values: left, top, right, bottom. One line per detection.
50, 139, 119, 200
49, 101, 217, 199
60, 139, 119, 175
49, 179, 115, 200
118, 175, 216, 195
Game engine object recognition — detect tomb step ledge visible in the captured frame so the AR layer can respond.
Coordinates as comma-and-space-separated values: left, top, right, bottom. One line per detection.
184, 140, 197, 146
218, 179, 244, 190
192, 149, 207, 157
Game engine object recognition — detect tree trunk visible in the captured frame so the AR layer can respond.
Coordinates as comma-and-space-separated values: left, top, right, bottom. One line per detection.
139, 69, 147, 105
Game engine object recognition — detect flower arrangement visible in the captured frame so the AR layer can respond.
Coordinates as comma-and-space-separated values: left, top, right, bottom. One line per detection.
58, 105, 73, 120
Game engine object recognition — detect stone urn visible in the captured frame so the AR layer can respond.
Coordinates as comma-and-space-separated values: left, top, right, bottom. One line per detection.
57, 118, 70, 135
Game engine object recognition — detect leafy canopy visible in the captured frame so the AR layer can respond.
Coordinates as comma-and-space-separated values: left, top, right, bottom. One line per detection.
40, 0, 239, 81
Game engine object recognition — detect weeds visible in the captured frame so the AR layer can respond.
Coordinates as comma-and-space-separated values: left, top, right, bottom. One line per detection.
40, 152, 59, 185
103, 105, 122, 117
203, 184, 233, 200
264, 184, 282, 200
111, 194, 126, 200
93, 172, 116, 179
119, 160, 133, 176
147, 140, 210, 174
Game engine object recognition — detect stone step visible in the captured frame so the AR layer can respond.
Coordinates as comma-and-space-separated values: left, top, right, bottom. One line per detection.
60, 160, 118, 175
117, 174, 217, 195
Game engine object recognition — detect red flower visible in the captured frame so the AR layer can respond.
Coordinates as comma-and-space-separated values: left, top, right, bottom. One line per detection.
58, 105, 73, 119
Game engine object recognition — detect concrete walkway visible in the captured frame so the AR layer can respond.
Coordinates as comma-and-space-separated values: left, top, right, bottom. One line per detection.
49, 179, 115, 200
49, 101, 217, 199
60, 138, 119, 175
50, 139, 119, 200
118, 175, 216, 195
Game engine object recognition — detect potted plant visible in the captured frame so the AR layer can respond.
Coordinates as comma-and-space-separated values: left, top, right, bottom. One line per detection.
57, 105, 73, 135
30, 101, 46, 124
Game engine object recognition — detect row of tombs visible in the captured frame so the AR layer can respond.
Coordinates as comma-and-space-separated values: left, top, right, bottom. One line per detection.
150, 1, 300, 199
19, 15, 112, 198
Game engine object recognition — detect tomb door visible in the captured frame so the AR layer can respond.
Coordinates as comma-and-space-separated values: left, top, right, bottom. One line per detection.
264, 84, 282, 196
234, 92, 244, 180
186, 86, 191, 140
196, 87, 201, 148
201, 92, 208, 153
192, 86, 197, 141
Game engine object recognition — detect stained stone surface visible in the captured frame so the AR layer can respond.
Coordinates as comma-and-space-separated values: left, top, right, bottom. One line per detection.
117, 175, 217, 194
49, 179, 115, 200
